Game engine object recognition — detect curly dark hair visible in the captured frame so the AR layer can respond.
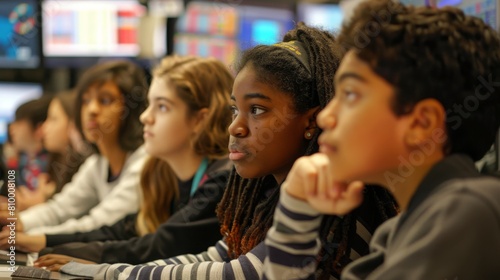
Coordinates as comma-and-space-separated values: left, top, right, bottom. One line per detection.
216, 23, 399, 279
338, 0, 500, 161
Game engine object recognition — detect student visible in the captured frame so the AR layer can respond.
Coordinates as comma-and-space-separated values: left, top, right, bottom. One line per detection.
264, 1, 500, 279
8, 95, 52, 191
5, 56, 233, 268
56, 23, 397, 280
15, 91, 91, 211
0, 60, 148, 235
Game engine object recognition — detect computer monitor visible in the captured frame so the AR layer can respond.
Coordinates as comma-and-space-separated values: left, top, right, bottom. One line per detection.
238, 5, 295, 50
0, 0, 41, 69
0, 82, 43, 144
400, 0, 497, 30
297, 3, 344, 32
42, 0, 146, 58
174, 1, 239, 65
457, 0, 497, 30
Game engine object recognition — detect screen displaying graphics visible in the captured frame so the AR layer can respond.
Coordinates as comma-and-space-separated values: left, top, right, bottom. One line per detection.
42, 0, 146, 57
400, 0, 497, 30
238, 5, 294, 50
0, 0, 41, 68
459, 0, 497, 30
0, 82, 43, 144
297, 3, 344, 32
174, 1, 239, 65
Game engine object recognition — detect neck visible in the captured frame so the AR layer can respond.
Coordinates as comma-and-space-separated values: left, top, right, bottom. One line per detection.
380, 153, 444, 211
97, 141, 128, 177
164, 150, 204, 181
24, 141, 43, 158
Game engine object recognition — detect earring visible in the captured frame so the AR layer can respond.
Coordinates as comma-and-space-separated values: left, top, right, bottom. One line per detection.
305, 131, 312, 139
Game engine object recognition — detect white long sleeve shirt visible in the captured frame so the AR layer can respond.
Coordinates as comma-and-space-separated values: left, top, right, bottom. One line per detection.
20, 146, 146, 235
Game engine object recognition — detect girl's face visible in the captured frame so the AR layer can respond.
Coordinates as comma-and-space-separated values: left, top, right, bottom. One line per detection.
80, 81, 124, 145
229, 65, 315, 184
42, 99, 70, 153
140, 77, 199, 160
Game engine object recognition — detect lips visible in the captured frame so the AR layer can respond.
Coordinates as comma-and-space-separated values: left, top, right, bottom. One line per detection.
143, 130, 154, 138
85, 121, 98, 130
228, 143, 248, 161
318, 135, 338, 154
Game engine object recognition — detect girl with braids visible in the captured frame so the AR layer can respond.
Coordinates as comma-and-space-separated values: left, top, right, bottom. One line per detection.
56, 23, 396, 280
264, 0, 500, 279
1, 56, 233, 270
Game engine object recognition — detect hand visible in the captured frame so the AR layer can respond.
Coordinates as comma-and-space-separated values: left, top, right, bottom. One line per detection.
16, 174, 55, 211
283, 153, 364, 215
34, 254, 97, 271
0, 202, 24, 232
0, 229, 45, 252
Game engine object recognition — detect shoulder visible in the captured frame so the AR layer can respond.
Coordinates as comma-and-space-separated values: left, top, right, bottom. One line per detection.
435, 176, 500, 216
123, 146, 148, 173
78, 154, 101, 170
407, 176, 500, 233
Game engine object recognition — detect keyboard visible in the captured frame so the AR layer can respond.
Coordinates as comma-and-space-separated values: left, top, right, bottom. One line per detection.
11, 266, 51, 279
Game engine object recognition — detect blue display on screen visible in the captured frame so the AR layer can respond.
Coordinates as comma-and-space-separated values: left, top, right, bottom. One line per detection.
238, 6, 294, 50
0, 0, 41, 68
297, 4, 343, 32
252, 20, 280, 45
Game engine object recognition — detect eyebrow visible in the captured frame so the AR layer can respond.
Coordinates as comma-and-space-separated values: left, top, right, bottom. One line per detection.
230, 93, 272, 101
150, 96, 175, 105
335, 72, 368, 85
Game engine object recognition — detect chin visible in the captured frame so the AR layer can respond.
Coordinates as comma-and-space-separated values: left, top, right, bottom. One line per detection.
233, 165, 262, 180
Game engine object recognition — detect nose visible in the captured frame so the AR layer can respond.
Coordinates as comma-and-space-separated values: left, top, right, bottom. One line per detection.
140, 106, 153, 125
228, 114, 248, 138
318, 99, 338, 130
87, 98, 100, 115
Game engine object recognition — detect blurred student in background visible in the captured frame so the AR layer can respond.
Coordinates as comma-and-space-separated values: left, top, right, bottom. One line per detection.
7, 96, 52, 191
14, 91, 92, 211
0, 60, 148, 235
4, 56, 234, 269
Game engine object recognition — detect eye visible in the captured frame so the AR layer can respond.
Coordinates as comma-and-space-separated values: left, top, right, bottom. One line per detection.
158, 104, 168, 112
250, 106, 266, 116
344, 90, 359, 103
100, 97, 113, 105
82, 96, 90, 105
230, 105, 239, 117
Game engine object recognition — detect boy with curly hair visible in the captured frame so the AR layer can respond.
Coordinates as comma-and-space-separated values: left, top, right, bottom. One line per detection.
264, 0, 500, 279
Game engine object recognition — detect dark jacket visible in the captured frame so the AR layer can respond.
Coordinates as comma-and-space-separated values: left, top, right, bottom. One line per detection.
41, 158, 232, 264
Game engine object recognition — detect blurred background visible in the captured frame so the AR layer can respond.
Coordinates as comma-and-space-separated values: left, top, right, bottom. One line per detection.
0, 0, 498, 171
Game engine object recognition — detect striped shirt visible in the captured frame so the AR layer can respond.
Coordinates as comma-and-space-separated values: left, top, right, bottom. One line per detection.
60, 190, 375, 280
263, 188, 372, 280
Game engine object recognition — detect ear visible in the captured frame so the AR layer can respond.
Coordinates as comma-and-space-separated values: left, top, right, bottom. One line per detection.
404, 98, 446, 149
304, 106, 320, 135
192, 108, 210, 135
33, 123, 45, 141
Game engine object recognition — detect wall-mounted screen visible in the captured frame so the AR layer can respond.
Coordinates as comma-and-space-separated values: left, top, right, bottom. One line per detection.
42, 0, 146, 57
0, 82, 43, 144
0, 0, 41, 68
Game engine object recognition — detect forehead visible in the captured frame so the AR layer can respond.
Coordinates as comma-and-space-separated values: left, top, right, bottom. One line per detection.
233, 65, 294, 103
149, 77, 176, 97
83, 80, 121, 96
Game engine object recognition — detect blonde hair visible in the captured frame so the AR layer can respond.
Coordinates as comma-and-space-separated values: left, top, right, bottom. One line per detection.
136, 157, 178, 236
136, 56, 233, 235
153, 55, 233, 159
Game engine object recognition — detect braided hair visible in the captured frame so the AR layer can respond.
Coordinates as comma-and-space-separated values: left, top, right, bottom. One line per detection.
217, 23, 340, 259
216, 22, 399, 278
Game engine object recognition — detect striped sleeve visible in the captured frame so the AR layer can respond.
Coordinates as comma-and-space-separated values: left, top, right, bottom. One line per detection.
263, 188, 323, 280
61, 239, 268, 279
